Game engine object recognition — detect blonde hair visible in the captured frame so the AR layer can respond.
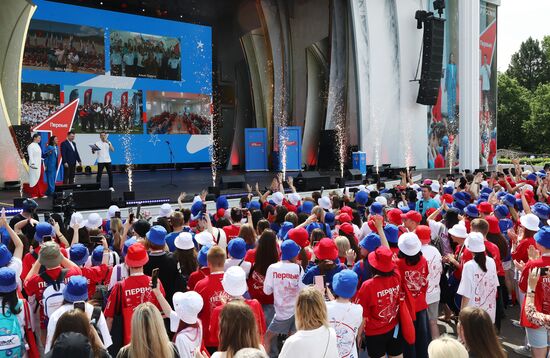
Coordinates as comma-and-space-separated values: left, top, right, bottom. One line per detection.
219, 300, 261, 358
428, 335, 468, 358
126, 303, 174, 358
311, 206, 325, 222
295, 287, 328, 330
110, 218, 124, 253
335, 236, 351, 258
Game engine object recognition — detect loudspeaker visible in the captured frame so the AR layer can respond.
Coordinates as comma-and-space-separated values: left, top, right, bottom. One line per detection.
72, 190, 112, 210
318, 130, 339, 170
13, 198, 27, 209
345, 169, 363, 180
123, 191, 135, 201
219, 175, 245, 189
417, 16, 445, 105
3, 181, 21, 190
294, 171, 331, 191
54, 183, 100, 192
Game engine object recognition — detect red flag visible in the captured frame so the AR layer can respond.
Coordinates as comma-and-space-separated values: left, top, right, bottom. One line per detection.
121, 91, 128, 107
104, 91, 112, 106
84, 88, 93, 106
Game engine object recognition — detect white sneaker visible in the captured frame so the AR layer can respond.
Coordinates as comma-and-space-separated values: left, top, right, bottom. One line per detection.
109, 187, 115, 192
513, 345, 531, 357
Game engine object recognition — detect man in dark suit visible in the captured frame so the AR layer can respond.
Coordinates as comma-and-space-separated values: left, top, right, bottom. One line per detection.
60, 131, 81, 184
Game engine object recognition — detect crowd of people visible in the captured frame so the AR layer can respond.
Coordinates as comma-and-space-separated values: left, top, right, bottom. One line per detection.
3, 160, 550, 357
22, 102, 62, 127
75, 102, 141, 134
147, 111, 211, 135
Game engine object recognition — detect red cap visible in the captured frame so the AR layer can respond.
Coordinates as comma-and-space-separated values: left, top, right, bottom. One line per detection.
387, 208, 403, 225
524, 190, 536, 206
340, 206, 353, 217
338, 222, 354, 236
313, 238, 339, 261
442, 194, 454, 204
425, 208, 442, 221
335, 213, 352, 223
368, 246, 395, 273
401, 210, 422, 224
486, 215, 500, 234
367, 220, 378, 234
477, 202, 493, 214
416, 225, 431, 245
125, 243, 149, 267
215, 208, 226, 220
287, 228, 310, 248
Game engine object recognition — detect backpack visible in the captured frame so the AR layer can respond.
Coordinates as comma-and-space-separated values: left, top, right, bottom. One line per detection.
92, 268, 111, 310
0, 300, 24, 358
41, 269, 68, 318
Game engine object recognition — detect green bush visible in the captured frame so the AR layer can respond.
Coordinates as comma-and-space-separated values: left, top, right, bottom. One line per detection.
498, 157, 550, 166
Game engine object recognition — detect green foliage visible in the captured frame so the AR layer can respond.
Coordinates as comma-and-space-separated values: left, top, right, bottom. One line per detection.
496, 73, 531, 151
523, 83, 550, 152
498, 157, 550, 166
506, 37, 550, 91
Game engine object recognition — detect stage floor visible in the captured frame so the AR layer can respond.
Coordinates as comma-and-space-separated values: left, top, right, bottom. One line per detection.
0, 167, 451, 211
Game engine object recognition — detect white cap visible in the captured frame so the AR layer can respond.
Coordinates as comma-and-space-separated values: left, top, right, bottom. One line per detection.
173, 291, 203, 324
192, 195, 202, 204
398, 232, 422, 256
520, 213, 540, 232
445, 180, 455, 188
271, 192, 284, 206
288, 192, 301, 206
222, 266, 248, 297
175, 232, 195, 250
366, 184, 377, 193
375, 196, 388, 207
523, 184, 534, 192
430, 182, 441, 193
448, 223, 467, 239
397, 201, 409, 211
84, 213, 102, 229
480, 181, 489, 188
318, 196, 332, 210
70, 212, 83, 226
465, 232, 485, 253
159, 203, 173, 218
358, 185, 367, 192
107, 205, 120, 219
195, 231, 214, 246
411, 184, 421, 191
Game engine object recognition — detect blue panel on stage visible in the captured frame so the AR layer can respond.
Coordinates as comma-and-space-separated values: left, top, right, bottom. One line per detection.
278, 127, 302, 171
352, 152, 367, 175
245, 128, 268, 171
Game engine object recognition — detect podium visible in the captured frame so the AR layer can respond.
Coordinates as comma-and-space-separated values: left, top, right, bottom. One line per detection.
278, 126, 302, 171
352, 152, 367, 175
245, 128, 268, 171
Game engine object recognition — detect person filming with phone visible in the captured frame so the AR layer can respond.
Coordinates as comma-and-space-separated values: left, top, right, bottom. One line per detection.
93, 132, 115, 192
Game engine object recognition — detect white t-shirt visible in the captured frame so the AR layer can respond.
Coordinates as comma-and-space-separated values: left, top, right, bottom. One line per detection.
108, 263, 129, 290
7, 257, 23, 290
45, 302, 112, 353
326, 301, 363, 358
457, 256, 499, 322
211, 347, 266, 358
421, 244, 442, 305
263, 261, 305, 320
480, 64, 491, 91
169, 311, 202, 358
359, 222, 372, 240
224, 258, 251, 276
279, 326, 339, 358
212, 228, 227, 252
95, 141, 112, 163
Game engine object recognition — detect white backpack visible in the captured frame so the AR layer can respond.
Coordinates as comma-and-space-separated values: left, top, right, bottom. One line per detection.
41, 269, 68, 318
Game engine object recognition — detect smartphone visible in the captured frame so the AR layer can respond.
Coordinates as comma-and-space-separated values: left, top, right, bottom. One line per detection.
44, 212, 51, 222
73, 301, 85, 312
136, 204, 141, 220
115, 211, 121, 219
42, 235, 52, 242
90, 236, 103, 245
314, 275, 325, 293
201, 203, 207, 215
541, 267, 549, 276
151, 268, 159, 289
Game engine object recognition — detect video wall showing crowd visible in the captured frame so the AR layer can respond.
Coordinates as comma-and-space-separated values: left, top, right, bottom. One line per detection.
20, 0, 212, 165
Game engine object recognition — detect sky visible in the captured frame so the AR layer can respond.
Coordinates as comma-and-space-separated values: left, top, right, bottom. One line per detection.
497, 0, 550, 71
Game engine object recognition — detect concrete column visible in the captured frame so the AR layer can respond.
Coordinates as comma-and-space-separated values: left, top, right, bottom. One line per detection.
458, 0, 480, 171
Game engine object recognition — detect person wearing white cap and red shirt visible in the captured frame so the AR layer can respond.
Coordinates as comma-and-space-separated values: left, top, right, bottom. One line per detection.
512, 213, 540, 267
457, 232, 499, 323
396, 232, 429, 358
209, 266, 266, 349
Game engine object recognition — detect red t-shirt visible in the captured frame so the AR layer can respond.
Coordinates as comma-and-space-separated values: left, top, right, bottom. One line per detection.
81, 264, 109, 299
194, 272, 229, 348
396, 257, 428, 313
247, 269, 274, 305
512, 236, 536, 265
282, 199, 298, 213
461, 240, 505, 277
356, 274, 401, 336
209, 298, 266, 347
244, 249, 257, 264
519, 256, 550, 329
21, 246, 68, 281
104, 274, 165, 345
24, 266, 82, 328
188, 267, 210, 291
223, 225, 241, 242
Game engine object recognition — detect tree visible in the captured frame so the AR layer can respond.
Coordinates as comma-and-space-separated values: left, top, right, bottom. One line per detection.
542, 35, 550, 63
506, 37, 550, 91
523, 83, 550, 152
497, 73, 532, 151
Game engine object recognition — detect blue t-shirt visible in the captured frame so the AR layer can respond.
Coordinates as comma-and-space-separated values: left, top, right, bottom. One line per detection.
302, 260, 345, 290
352, 259, 373, 286
415, 198, 439, 216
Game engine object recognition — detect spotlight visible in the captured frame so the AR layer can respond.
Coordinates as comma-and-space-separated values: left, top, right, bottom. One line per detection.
433, 0, 445, 17
415, 10, 429, 29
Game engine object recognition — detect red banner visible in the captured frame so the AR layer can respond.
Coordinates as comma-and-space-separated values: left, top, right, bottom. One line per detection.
84, 89, 92, 106
104, 91, 112, 106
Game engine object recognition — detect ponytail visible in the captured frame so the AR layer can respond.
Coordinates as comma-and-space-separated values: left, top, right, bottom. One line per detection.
473, 252, 487, 272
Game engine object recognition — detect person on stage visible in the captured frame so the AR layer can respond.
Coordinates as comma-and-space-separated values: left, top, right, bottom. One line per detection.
61, 131, 81, 184
93, 131, 115, 191
44, 135, 59, 195
26, 134, 47, 198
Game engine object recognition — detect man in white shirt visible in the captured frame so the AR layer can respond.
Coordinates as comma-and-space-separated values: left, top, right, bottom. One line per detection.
480, 54, 492, 112
93, 131, 115, 191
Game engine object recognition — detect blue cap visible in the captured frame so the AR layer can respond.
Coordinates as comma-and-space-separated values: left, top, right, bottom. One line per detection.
532, 203, 550, 221
69, 244, 89, 266
34, 222, 54, 242
0, 267, 17, 293
216, 196, 229, 210
0, 245, 12, 268
537, 170, 547, 178
384, 224, 399, 244
91, 245, 104, 266
462, 192, 472, 203
480, 193, 490, 201
63, 276, 88, 303
496, 191, 507, 200
535, 226, 550, 249
299, 201, 314, 215
228, 238, 247, 259
494, 205, 509, 220
281, 239, 300, 260
527, 173, 537, 182
332, 270, 358, 299
453, 199, 466, 212
278, 222, 294, 240
22, 199, 38, 212
248, 201, 261, 211
464, 204, 479, 218
146, 225, 167, 246
370, 202, 383, 216
443, 186, 454, 195
122, 237, 137, 256
499, 218, 514, 234
0, 228, 9, 247
503, 194, 516, 207
516, 199, 524, 211
453, 192, 466, 202
355, 191, 369, 206
324, 212, 335, 227
359, 233, 381, 252
481, 187, 493, 195
198, 245, 210, 267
